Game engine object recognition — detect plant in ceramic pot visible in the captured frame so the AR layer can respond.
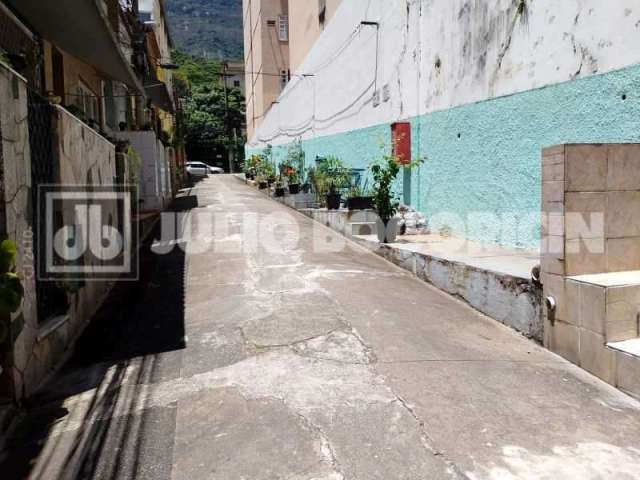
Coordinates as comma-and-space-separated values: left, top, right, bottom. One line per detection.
325, 183, 342, 210
286, 139, 306, 178
312, 156, 350, 208
244, 155, 261, 180
274, 177, 286, 197
345, 183, 374, 211
370, 149, 423, 243
255, 173, 268, 189
263, 162, 276, 186
287, 169, 301, 194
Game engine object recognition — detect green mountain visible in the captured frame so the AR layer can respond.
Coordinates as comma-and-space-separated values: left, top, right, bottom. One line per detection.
165, 0, 243, 60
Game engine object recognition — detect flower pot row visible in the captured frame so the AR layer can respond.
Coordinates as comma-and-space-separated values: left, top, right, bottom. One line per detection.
254, 179, 302, 197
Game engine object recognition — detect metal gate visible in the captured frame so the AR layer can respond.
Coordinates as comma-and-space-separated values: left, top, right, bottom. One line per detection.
27, 89, 68, 322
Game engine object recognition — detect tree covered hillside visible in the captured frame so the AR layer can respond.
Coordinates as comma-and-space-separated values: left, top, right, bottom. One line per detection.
165, 0, 243, 60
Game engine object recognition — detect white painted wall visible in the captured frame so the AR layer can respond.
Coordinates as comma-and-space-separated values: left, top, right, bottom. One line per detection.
249, 0, 640, 147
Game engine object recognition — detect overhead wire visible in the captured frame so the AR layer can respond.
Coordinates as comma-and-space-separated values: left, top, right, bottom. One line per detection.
252, 3, 416, 148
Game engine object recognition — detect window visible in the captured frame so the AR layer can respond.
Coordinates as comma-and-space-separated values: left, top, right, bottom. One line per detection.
234, 80, 241, 88
277, 15, 289, 41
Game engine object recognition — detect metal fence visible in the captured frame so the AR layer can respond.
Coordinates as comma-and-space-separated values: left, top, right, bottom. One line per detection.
27, 89, 69, 322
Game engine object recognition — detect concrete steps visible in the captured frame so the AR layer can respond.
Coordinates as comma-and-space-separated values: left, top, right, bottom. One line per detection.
607, 338, 640, 400
557, 271, 640, 400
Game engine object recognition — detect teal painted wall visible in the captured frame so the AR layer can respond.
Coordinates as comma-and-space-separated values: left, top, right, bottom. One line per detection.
247, 65, 640, 250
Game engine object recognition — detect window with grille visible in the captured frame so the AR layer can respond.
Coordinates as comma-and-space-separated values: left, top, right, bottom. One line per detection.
277, 15, 288, 41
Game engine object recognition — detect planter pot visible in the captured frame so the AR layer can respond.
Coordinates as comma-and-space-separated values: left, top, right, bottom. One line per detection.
288, 183, 301, 195
302, 183, 311, 194
274, 187, 285, 197
267, 177, 276, 187
258, 181, 268, 189
326, 193, 341, 210
376, 218, 399, 243
346, 196, 374, 211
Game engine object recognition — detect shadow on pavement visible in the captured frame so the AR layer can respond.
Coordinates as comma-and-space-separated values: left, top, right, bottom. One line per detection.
0, 195, 198, 480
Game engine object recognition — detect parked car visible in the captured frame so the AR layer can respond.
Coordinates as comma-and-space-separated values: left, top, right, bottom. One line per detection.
186, 162, 210, 177
208, 165, 225, 174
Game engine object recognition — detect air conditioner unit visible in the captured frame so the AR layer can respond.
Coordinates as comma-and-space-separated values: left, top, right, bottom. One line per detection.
277, 15, 289, 42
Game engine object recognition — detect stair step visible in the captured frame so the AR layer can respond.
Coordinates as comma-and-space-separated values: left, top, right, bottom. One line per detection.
608, 338, 640, 357
607, 338, 640, 400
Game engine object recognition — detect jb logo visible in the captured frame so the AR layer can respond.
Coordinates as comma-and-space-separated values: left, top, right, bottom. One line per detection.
53, 204, 123, 261
39, 186, 137, 281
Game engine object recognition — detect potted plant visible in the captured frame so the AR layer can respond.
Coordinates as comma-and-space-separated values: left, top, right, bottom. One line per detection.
256, 175, 268, 189
264, 162, 276, 186
274, 177, 286, 197
326, 183, 341, 210
287, 170, 301, 194
311, 156, 351, 208
245, 154, 263, 180
346, 184, 374, 211
370, 148, 423, 243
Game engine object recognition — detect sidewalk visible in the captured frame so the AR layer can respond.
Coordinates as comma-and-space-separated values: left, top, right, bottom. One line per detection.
1, 175, 639, 479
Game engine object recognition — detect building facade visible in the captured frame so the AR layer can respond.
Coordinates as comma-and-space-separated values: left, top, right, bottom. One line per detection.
222, 60, 246, 96
246, 0, 640, 251
243, 0, 343, 139
0, 0, 179, 413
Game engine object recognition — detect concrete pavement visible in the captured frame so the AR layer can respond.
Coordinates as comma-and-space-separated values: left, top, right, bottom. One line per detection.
2, 174, 640, 479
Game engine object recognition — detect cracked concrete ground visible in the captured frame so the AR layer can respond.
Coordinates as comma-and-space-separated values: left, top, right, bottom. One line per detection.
2, 175, 640, 479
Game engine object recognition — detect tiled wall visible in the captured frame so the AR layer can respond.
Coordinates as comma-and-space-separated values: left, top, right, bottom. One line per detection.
541, 144, 640, 398
542, 144, 640, 279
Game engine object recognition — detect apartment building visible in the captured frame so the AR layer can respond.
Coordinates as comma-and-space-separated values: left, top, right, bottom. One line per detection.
222, 60, 246, 96
243, 0, 342, 139
0, 0, 179, 413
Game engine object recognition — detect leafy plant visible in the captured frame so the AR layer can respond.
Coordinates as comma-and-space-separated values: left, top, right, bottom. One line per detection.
369, 146, 424, 224
0, 240, 24, 315
348, 184, 370, 198
287, 169, 300, 184
244, 154, 263, 175
311, 156, 351, 202
260, 160, 275, 179
286, 140, 305, 177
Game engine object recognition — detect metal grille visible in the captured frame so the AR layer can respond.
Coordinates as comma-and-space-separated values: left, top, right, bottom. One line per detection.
0, 6, 43, 92
27, 89, 68, 322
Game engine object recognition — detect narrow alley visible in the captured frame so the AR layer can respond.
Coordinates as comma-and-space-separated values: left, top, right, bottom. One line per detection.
2, 175, 640, 480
